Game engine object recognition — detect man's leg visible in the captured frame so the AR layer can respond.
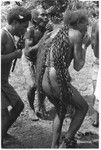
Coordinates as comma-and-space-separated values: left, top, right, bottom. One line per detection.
60, 86, 88, 148
66, 86, 88, 137
8, 100, 24, 127
92, 97, 99, 127
1, 108, 10, 140
1, 99, 24, 141
27, 86, 36, 110
2, 100, 24, 138
27, 86, 39, 121
36, 91, 46, 118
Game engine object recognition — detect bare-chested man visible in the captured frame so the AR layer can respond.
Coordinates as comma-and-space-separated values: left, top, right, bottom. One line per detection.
1, 6, 31, 145
23, 7, 53, 120
35, 9, 90, 148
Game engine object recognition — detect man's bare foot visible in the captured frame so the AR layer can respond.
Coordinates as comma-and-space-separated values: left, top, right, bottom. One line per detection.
59, 138, 77, 148
92, 121, 99, 128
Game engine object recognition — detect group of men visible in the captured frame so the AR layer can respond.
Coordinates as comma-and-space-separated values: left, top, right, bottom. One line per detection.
1, 5, 53, 146
1, 4, 99, 148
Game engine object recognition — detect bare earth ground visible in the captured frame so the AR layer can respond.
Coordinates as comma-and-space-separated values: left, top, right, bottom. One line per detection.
3, 27, 99, 148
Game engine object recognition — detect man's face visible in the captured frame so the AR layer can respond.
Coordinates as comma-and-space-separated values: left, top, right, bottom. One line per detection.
15, 21, 29, 37
37, 12, 49, 28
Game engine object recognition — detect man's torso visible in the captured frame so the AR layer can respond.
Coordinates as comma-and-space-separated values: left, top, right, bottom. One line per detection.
1, 28, 16, 83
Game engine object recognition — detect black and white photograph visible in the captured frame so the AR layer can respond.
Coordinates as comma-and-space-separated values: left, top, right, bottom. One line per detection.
1, 0, 100, 148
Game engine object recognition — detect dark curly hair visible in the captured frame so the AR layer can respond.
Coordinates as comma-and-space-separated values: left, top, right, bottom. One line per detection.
7, 6, 31, 25
64, 9, 88, 28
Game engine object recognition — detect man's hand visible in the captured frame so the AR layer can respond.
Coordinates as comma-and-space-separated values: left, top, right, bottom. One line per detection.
17, 36, 25, 50
25, 39, 33, 48
82, 33, 91, 49
16, 49, 22, 58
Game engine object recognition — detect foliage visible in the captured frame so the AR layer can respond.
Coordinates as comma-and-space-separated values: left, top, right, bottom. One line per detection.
28, 0, 99, 23
1, 0, 99, 26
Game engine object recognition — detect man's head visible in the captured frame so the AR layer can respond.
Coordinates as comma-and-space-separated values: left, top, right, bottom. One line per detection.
64, 9, 88, 36
31, 8, 49, 28
7, 6, 31, 37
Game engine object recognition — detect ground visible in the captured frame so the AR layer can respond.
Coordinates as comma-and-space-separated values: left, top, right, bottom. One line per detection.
3, 35, 99, 148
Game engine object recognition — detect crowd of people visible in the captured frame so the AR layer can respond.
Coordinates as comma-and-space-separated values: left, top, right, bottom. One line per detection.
1, 3, 100, 148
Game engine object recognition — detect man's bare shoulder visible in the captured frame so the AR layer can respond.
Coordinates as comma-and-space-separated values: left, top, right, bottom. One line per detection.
68, 29, 82, 44
1, 29, 8, 45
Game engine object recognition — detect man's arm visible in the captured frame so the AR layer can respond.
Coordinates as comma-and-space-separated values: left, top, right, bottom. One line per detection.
1, 31, 22, 63
24, 38, 39, 58
1, 50, 22, 63
69, 30, 87, 71
24, 31, 51, 59
73, 41, 86, 71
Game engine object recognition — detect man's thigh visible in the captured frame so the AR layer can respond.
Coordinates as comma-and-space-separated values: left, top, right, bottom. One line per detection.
1, 90, 10, 110
1, 83, 22, 108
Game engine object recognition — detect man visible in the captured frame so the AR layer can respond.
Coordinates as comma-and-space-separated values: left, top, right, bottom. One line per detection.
35, 9, 90, 148
91, 21, 99, 127
1, 6, 31, 144
22, 7, 53, 120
